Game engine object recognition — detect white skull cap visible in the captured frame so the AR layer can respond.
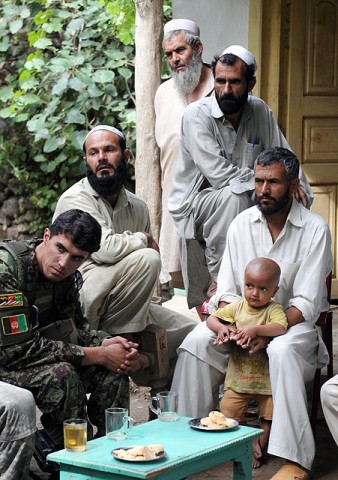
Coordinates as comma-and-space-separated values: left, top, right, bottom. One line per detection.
83, 125, 125, 150
221, 45, 257, 73
164, 19, 200, 37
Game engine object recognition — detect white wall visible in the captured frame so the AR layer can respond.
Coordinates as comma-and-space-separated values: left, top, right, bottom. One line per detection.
173, 0, 249, 64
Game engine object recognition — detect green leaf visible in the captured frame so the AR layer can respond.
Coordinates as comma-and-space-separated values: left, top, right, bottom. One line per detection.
69, 77, 84, 92
33, 38, 53, 49
52, 76, 69, 95
27, 115, 47, 133
76, 70, 94, 86
0, 37, 10, 52
0, 87, 14, 102
34, 154, 47, 163
21, 7, 31, 19
67, 18, 85, 34
3, 5, 20, 15
65, 109, 86, 124
93, 70, 115, 83
9, 19, 24, 34
43, 137, 61, 153
117, 67, 132, 80
88, 85, 103, 97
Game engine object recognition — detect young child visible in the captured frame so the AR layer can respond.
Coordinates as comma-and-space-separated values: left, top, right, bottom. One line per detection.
206, 257, 288, 468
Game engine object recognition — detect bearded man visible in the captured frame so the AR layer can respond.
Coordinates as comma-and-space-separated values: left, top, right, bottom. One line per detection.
53, 125, 198, 390
155, 19, 214, 304
168, 45, 313, 312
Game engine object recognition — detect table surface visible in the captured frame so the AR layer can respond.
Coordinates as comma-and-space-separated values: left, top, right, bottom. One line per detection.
48, 416, 262, 479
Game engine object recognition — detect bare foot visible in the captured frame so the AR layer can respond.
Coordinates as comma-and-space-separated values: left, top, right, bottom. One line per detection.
252, 438, 263, 468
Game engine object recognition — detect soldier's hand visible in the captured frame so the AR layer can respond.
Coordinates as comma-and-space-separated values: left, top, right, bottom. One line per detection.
101, 336, 138, 350
82, 343, 137, 373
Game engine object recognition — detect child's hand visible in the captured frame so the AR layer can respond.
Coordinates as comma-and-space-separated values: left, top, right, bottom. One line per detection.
233, 325, 258, 349
213, 324, 237, 346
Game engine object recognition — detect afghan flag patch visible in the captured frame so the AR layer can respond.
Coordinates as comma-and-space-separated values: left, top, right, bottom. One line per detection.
1, 314, 28, 335
0, 293, 24, 309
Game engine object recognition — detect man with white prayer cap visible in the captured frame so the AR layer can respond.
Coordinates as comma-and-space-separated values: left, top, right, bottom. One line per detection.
169, 44, 313, 311
155, 18, 214, 312
169, 45, 316, 479
53, 124, 199, 392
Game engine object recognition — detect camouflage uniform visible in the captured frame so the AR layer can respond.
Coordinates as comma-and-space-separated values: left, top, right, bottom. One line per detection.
0, 239, 129, 439
0, 382, 36, 480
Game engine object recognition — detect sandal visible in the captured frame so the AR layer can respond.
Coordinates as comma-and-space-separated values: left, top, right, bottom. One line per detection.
270, 461, 310, 480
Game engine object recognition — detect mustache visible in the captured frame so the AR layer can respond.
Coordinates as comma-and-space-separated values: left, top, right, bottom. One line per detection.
95, 161, 115, 173
258, 194, 274, 200
218, 94, 236, 102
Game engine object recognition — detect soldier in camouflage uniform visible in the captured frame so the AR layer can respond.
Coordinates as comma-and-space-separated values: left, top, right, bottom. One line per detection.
0, 382, 36, 480
0, 209, 141, 476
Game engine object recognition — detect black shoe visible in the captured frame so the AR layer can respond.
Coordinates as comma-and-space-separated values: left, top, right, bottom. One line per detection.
33, 428, 61, 474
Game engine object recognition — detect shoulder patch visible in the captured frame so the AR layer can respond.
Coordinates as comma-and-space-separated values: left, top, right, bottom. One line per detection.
0, 292, 24, 308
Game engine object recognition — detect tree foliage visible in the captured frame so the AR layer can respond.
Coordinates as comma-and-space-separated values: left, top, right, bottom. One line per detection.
0, 0, 172, 231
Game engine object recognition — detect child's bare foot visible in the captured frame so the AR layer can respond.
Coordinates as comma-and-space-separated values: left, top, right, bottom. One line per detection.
252, 438, 263, 468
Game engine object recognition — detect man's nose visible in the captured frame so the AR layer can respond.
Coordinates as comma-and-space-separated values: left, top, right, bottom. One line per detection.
98, 150, 106, 161
58, 254, 70, 269
222, 82, 232, 94
172, 52, 180, 64
261, 181, 270, 194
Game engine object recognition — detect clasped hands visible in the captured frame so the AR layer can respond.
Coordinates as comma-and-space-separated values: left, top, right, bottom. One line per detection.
213, 324, 268, 354
100, 336, 144, 374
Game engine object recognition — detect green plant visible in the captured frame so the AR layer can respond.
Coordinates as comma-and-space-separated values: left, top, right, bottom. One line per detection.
0, 0, 138, 231
0, 0, 172, 233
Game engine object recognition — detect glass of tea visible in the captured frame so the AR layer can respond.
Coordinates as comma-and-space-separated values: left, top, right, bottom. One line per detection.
63, 418, 87, 452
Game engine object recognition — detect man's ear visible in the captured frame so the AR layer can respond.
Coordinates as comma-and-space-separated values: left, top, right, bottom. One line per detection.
196, 40, 203, 57
43, 228, 51, 244
123, 149, 130, 164
248, 77, 256, 93
291, 178, 300, 195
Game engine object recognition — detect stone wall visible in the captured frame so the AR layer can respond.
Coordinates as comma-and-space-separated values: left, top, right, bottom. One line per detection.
0, 175, 38, 241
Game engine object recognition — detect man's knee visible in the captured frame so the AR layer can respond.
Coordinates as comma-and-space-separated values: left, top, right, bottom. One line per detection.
226, 191, 253, 211
321, 380, 336, 407
130, 248, 161, 278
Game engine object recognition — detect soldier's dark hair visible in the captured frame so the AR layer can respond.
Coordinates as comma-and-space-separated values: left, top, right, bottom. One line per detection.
254, 147, 300, 182
50, 209, 101, 254
211, 53, 256, 83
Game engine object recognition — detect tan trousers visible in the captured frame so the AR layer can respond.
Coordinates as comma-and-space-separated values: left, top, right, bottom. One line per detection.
79, 248, 199, 377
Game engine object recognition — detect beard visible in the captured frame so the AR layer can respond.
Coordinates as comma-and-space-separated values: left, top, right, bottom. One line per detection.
216, 88, 249, 115
86, 157, 128, 197
256, 187, 291, 216
170, 50, 203, 97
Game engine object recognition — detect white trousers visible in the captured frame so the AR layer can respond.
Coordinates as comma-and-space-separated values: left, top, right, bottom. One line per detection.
171, 321, 328, 470
321, 374, 338, 446
0, 383, 36, 480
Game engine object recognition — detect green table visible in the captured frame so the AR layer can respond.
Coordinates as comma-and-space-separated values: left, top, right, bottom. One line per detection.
48, 416, 262, 480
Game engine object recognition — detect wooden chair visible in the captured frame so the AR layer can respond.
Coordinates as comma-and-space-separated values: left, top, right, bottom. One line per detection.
310, 273, 333, 435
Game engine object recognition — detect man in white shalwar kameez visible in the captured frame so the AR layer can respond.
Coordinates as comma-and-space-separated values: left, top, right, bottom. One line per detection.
171, 147, 332, 480
155, 19, 214, 299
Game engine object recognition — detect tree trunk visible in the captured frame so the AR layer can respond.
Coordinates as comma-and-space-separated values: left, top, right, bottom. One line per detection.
134, 0, 163, 243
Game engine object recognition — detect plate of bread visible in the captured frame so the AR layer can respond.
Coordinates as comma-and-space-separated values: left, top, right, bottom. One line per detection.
188, 411, 238, 431
112, 444, 166, 462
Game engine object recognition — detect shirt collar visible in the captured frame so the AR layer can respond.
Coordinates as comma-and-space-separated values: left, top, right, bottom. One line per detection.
211, 95, 254, 123
83, 178, 129, 208
250, 198, 303, 227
